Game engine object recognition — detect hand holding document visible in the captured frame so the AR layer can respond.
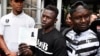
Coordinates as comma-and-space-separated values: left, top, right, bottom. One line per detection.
18, 27, 38, 46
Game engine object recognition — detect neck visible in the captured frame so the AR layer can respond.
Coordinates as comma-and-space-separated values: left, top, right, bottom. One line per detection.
73, 28, 89, 35
13, 10, 22, 15
73, 29, 81, 35
43, 26, 55, 34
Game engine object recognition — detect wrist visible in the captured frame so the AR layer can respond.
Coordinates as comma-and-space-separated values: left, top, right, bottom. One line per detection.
5, 51, 10, 56
5, 52, 10, 56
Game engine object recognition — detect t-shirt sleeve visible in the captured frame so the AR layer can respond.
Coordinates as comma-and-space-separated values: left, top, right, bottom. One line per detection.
53, 37, 68, 56
29, 17, 35, 28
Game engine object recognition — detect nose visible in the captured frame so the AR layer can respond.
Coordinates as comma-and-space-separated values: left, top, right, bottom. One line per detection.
42, 17, 47, 21
17, 2, 23, 6
81, 17, 86, 22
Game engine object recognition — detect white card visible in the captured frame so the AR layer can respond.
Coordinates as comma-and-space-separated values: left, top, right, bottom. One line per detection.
18, 27, 38, 46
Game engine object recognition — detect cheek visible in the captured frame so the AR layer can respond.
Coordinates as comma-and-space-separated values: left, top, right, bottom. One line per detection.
73, 20, 80, 25
86, 19, 90, 24
87, 19, 90, 22
48, 20, 54, 25
47, 20, 52, 24
11, 3, 16, 8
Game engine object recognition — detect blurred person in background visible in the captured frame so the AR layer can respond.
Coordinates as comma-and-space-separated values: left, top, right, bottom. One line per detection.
90, 13, 98, 24
61, 13, 72, 35
65, 13, 72, 27
90, 18, 100, 56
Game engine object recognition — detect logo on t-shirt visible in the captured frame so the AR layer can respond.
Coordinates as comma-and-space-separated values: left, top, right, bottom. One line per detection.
4, 19, 10, 26
37, 39, 48, 51
5, 19, 9, 23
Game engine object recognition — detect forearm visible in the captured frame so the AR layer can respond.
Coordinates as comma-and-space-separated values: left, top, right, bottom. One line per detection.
0, 35, 10, 54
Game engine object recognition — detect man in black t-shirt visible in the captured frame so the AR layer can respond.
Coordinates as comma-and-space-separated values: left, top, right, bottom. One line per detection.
35, 5, 67, 56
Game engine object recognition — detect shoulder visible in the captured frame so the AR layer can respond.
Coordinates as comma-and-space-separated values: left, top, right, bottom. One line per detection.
53, 29, 66, 46
1, 13, 11, 19
22, 13, 35, 24
53, 28, 66, 41
62, 28, 72, 36
53, 28, 63, 37
23, 13, 34, 19
85, 29, 96, 35
0, 13, 11, 22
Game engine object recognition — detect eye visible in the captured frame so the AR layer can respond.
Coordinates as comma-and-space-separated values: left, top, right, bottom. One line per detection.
74, 17, 81, 20
84, 15, 89, 19
47, 16, 51, 19
42, 15, 45, 17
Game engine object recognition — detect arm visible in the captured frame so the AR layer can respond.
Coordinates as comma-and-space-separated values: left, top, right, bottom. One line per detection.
0, 18, 16, 56
0, 18, 10, 55
0, 35, 10, 55
0, 35, 17, 56
53, 37, 68, 56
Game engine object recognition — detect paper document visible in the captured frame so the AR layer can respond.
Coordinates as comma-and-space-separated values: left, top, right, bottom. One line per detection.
18, 27, 38, 46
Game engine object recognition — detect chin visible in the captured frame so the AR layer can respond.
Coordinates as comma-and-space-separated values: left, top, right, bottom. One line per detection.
17, 10, 22, 12
80, 28, 88, 32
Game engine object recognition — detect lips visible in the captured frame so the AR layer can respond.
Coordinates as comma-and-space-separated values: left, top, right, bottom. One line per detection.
42, 22, 46, 26
80, 24, 88, 29
17, 7, 22, 9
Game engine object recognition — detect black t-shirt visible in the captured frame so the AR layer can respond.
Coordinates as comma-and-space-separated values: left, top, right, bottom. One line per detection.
35, 28, 67, 56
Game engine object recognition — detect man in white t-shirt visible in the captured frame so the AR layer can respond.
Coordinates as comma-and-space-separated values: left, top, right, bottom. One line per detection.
0, 0, 35, 56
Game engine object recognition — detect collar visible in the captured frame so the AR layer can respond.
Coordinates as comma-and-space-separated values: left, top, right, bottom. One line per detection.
69, 29, 95, 36
10, 11, 24, 17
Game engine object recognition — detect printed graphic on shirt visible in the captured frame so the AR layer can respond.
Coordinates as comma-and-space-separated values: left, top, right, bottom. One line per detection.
4, 19, 11, 26
37, 39, 48, 51
5, 19, 9, 23
37, 39, 53, 55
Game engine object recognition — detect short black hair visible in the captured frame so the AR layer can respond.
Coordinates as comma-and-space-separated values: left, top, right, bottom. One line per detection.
19, 43, 28, 47
70, 1, 89, 16
45, 5, 59, 18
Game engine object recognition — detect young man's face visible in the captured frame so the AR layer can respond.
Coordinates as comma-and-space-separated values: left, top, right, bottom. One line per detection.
10, 0, 24, 12
71, 6, 90, 32
41, 9, 57, 29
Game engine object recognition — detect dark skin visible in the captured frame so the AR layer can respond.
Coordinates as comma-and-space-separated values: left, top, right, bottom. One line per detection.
10, 0, 24, 15
41, 9, 57, 33
70, 5, 91, 34
18, 43, 33, 56
0, 0, 24, 56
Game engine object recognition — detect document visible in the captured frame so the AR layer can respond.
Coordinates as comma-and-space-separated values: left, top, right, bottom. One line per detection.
18, 27, 38, 46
